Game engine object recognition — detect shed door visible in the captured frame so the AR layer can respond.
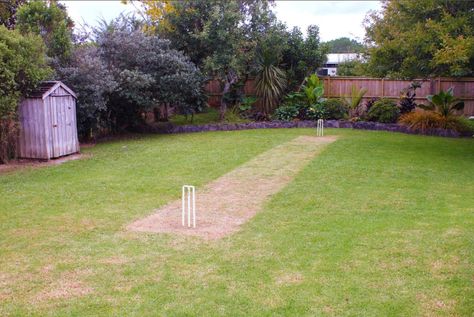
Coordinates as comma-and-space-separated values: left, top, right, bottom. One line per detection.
50, 96, 75, 158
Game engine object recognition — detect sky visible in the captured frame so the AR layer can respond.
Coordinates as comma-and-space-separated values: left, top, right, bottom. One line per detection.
61, 0, 382, 42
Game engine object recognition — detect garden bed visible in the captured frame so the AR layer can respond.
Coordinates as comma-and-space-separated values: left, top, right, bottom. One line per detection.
137, 119, 468, 138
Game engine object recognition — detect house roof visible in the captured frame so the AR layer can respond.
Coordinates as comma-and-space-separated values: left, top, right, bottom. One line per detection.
28, 81, 77, 99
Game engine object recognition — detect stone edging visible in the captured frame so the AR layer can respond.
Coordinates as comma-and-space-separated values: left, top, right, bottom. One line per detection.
136, 120, 468, 138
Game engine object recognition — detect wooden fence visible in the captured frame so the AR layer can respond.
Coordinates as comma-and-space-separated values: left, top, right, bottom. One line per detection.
321, 76, 474, 116
204, 77, 474, 116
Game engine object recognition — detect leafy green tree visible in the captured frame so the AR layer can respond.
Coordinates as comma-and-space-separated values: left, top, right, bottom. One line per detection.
281, 25, 327, 89
337, 60, 368, 76
364, 0, 474, 78
57, 17, 205, 136
0, 0, 26, 29
0, 25, 51, 162
16, 0, 74, 64
325, 37, 364, 53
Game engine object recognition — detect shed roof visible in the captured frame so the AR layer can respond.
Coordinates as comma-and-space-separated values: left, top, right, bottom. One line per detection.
28, 81, 77, 99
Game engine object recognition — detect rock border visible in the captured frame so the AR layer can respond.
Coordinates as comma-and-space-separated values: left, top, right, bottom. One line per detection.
136, 120, 471, 138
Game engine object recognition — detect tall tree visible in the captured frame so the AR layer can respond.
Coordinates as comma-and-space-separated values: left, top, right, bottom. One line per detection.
324, 37, 363, 53
16, 0, 74, 65
364, 0, 474, 78
281, 25, 327, 89
129, 0, 281, 120
0, 25, 51, 162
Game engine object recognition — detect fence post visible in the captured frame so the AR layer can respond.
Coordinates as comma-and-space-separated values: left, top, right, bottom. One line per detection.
327, 76, 331, 98
381, 78, 385, 98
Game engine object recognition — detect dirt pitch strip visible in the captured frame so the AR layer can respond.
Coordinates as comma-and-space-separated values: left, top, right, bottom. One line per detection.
128, 135, 337, 239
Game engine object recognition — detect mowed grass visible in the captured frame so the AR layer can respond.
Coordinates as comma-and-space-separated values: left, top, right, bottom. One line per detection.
170, 107, 250, 126
0, 129, 473, 316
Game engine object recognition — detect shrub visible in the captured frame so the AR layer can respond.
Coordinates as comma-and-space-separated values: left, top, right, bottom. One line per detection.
321, 99, 348, 120
306, 103, 327, 120
58, 17, 205, 138
399, 110, 473, 133
0, 26, 51, 163
343, 85, 367, 117
274, 104, 299, 121
399, 82, 421, 114
364, 97, 379, 112
366, 98, 400, 123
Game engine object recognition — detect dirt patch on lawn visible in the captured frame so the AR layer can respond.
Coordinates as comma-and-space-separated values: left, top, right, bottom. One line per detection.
0, 153, 89, 174
128, 135, 337, 239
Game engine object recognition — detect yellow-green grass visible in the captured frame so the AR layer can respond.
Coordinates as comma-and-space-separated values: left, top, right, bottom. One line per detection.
0, 129, 473, 316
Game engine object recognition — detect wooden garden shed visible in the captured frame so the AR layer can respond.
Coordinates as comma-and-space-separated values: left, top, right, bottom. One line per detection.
18, 81, 80, 159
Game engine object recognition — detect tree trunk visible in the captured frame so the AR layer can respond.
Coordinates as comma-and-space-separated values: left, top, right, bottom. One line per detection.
219, 80, 231, 121
219, 71, 238, 121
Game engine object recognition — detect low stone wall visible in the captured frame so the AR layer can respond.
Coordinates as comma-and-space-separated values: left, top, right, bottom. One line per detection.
136, 120, 467, 138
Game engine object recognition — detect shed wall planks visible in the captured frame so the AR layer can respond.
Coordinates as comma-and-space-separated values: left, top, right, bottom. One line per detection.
18, 82, 79, 159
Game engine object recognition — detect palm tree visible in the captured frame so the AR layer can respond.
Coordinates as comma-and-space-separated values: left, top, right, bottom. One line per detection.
255, 49, 286, 118
343, 85, 367, 118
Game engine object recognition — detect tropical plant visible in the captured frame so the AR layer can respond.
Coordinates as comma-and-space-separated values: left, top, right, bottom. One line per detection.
321, 99, 349, 120
421, 87, 464, 118
255, 49, 287, 117
399, 88, 467, 133
301, 74, 324, 105
343, 85, 367, 117
239, 96, 257, 112
366, 98, 400, 123
399, 81, 421, 114
399, 110, 469, 133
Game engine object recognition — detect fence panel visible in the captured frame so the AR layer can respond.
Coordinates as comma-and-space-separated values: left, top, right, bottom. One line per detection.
204, 77, 474, 116
321, 77, 474, 116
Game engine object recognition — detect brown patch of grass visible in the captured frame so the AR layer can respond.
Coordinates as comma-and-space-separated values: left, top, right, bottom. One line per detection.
34, 269, 93, 303
416, 292, 457, 317
0, 153, 90, 175
275, 272, 304, 285
128, 136, 337, 239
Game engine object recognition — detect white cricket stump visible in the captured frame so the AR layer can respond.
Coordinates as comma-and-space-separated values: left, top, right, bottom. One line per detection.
182, 185, 196, 228
316, 119, 324, 136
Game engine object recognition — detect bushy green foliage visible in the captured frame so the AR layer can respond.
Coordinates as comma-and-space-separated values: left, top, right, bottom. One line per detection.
337, 60, 368, 76
366, 98, 400, 123
282, 25, 327, 89
422, 87, 464, 117
16, 1, 74, 64
58, 17, 205, 137
302, 74, 324, 105
0, 25, 51, 162
274, 104, 299, 121
365, 0, 474, 78
324, 37, 364, 53
321, 99, 349, 120
0, 0, 26, 29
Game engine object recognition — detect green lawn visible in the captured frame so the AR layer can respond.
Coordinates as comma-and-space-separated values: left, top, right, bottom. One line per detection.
0, 129, 473, 316
170, 107, 250, 126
